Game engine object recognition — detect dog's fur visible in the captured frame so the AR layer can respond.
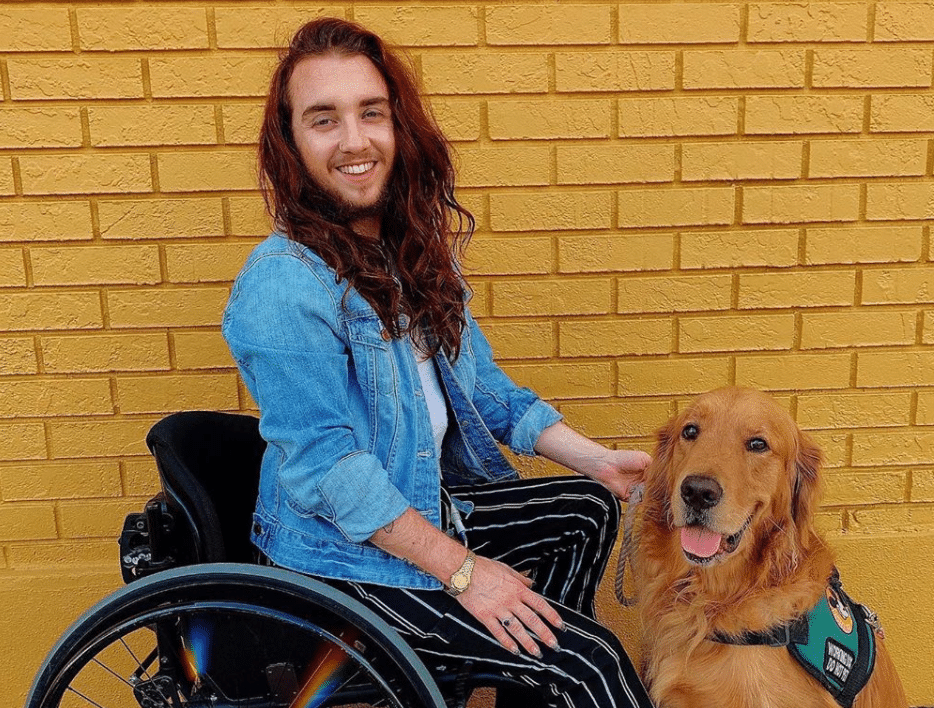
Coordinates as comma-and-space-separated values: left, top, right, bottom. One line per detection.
633, 387, 908, 708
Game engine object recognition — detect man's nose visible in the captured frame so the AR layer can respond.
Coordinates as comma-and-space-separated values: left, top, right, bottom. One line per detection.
339, 120, 369, 152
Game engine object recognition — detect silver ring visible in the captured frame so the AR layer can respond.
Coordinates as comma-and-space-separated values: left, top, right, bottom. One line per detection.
501, 617, 513, 628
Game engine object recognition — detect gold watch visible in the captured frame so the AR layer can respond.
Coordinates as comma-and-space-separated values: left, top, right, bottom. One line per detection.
445, 550, 476, 597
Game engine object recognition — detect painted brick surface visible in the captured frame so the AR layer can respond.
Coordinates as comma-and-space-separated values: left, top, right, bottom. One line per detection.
1, 2, 932, 705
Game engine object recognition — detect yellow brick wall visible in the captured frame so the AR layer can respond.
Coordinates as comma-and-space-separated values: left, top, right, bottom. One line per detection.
1, 2, 932, 705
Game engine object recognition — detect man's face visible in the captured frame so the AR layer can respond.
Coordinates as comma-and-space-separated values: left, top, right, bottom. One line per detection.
288, 53, 396, 235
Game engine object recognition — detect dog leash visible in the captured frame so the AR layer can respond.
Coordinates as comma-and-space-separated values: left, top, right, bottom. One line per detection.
614, 482, 644, 607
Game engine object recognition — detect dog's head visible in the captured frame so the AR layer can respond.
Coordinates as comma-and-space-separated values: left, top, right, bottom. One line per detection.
646, 387, 821, 570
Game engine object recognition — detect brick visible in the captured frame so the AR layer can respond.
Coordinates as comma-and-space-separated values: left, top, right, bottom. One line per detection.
0, 202, 93, 243
684, 49, 805, 89
745, 96, 863, 135
8, 58, 143, 100
857, 351, 934, 387
98, 198, 225, 240
465, 237, 551, 275
1, 461, 121, 501
0, 423, 46, 461
429, 98, 481, 142
618, 357, 731, 396
619, 4, 740, 44
0, 9, 71, 51
926, 312, 934, 345
8, 539, 117, 567
680, 229, 798, 269
0, 378, 112, 418
871, 94, 934, 133
555, 51, 674, 92
214, 7, 343, 49
797, 392, 911, 430
222, 103, 263, 145
124, 458, 160, 497
679, 314, 795, 353
479, 321, 553, 360
618, 97, 738, 137
31, 245, 160, 286
158, 151, 256, 192
0, 292, 102, 331
618, 274, 732, 314
875, 2, 934, 41
488, 99, 610, 140
107, 288, 229, 328
0, 337, 37, 375
491, 279, 611, 317
0, 160, 12, 196
912, 469, 934, 501
810, 138, 928, 179
0, 503, 56, 541
801, 310, 916, 349
116, 373, 239, 414
809, 431, 848, 468
77, 8, 208, 50
59, 499, 145, 538
618, 187, 734, 228
19, 154, 151, 196
560, 317, 671, 357
852, 430, 934, 466
682, 142, 802, 182
557, 145, 673, 185
48, 417, 157, 459
560, 400, 672, 439
743, 184, 859, 224
739, 270, 855, 309
149, 56, 275, 98
229, 196, 273, 236
173, 330, 236, 370
422, 54, 547, 95
559, 234, 674, 273
487, 5, 610, 45
806, 226, 921, 264
823, 470, 906, 506
165, 241, 256, 283
456, 146, 550, 188
0, 108, 82, 149
813, 48, 932, 88
846, 508, 934, 535
88, 105, 216, 147
747, 3, 868, 43
501, 362, 612, 399
490, 192, 612, 232
355, 6, 478, 45
42, 333, 170, 374
866, 183, 934, 221
736, 353, 852, 390
862, 267, 934, 305
0, 248, 25, 287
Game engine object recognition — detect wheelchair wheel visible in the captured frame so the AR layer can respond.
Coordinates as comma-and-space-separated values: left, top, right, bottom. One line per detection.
26, 563, 446, 708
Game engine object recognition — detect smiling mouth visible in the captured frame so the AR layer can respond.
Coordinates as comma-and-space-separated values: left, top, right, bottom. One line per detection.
679, 516, 752, 566
337, 162, 375, 175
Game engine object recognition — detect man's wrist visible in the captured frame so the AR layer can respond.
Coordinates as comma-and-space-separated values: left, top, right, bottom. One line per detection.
444, 549, 475, 596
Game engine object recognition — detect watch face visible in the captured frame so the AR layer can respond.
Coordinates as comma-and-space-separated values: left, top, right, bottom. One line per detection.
452, 574, 469, 591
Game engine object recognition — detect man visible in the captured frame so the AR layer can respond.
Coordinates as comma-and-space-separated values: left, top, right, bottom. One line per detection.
222, 17, 653, 707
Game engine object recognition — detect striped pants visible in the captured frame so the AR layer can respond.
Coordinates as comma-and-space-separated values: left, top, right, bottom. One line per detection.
327, 476, 653, 708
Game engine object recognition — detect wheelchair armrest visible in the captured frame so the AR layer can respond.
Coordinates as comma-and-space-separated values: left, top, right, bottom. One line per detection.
119, 494, 179, 583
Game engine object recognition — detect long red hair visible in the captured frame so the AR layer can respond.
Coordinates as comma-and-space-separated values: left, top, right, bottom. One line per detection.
258, 18, 473, 359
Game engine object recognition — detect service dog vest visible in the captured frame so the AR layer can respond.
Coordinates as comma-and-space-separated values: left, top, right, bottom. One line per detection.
712, 572, 876, 708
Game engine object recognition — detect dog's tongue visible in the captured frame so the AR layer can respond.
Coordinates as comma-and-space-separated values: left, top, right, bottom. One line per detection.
681, 526, 723, 558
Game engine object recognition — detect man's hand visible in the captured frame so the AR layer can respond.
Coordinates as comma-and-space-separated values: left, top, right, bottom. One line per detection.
456, 555, 563, 657
595, 448, 651, 501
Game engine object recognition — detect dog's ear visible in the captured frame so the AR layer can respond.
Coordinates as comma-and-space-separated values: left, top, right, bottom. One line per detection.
791, 428, 822, 547
645, 416, 679, 502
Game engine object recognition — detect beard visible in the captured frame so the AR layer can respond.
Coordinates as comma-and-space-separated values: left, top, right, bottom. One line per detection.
312, 178, 392, 231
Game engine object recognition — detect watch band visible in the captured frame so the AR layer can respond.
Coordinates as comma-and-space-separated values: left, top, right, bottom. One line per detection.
445, 550, 476, 597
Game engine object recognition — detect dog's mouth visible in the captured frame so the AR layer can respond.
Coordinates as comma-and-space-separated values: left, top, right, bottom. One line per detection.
679, 516, 752, 566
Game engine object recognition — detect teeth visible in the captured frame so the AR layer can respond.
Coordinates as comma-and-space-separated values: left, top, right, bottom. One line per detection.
338, 162, 374, 175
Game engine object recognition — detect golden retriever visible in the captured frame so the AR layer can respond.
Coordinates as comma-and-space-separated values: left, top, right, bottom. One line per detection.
632, 387, 908, 708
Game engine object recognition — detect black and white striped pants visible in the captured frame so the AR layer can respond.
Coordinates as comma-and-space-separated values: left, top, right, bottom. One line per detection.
326, 476, 653, 708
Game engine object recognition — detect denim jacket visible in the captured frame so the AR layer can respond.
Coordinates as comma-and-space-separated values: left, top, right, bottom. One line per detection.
222, 234, 562, 589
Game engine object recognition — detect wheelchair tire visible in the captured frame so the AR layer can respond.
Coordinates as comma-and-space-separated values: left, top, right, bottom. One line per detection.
25, 563, 447, 708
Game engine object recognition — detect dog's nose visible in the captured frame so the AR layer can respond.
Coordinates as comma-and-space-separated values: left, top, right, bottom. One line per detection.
681, 475, 723, 510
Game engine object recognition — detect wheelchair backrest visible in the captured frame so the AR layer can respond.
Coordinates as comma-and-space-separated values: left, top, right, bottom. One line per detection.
145, 411, 266, 564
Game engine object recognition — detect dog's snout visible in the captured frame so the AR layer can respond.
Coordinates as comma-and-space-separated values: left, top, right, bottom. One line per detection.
681, 475, 723, 511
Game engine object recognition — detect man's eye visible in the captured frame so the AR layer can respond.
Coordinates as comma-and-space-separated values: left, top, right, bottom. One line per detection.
747, 438, 769, 453
681, 424, 699, 441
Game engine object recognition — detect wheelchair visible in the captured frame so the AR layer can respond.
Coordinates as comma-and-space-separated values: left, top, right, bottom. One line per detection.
25, 411, 536, 708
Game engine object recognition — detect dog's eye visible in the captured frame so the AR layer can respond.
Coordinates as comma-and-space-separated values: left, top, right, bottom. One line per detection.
681, 424, 699, 441
747, 437, 769, 453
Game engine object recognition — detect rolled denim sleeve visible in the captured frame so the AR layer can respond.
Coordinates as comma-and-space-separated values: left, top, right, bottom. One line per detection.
222, 252, 409, 543
464, 308, 563, 456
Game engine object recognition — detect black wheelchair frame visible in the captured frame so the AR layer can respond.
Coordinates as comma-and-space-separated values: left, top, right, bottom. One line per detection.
25, 411, 535, 708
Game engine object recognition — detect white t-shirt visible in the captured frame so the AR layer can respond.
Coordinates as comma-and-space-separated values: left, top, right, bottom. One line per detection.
413, 342, 448, 457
